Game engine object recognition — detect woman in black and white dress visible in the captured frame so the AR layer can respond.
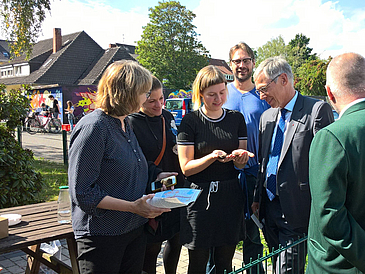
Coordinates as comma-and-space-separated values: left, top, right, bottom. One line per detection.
177, 65, 254, 274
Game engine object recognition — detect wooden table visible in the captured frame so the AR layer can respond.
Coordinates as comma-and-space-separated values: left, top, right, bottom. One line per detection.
0, 201, 79, 274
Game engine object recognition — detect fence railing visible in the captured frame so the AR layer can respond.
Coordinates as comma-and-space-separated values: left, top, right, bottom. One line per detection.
227, 236, 307, 274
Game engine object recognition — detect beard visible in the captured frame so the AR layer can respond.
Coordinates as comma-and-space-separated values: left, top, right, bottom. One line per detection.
234, 67, 253, 83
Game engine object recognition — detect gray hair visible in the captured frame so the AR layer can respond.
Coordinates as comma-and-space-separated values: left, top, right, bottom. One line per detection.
253, 56, 294, 85
327, 53, 365, 97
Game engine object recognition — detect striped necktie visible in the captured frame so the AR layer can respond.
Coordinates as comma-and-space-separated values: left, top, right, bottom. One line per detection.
266, 108, 287, 201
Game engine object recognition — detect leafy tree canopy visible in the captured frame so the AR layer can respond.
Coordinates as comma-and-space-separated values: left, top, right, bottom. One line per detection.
288, 33, 315, 61
136, 1, 210, 89
254, 33, 330, 96
255, 35, 287, 66
0, 0, 51, 59
295, 57, 331, 96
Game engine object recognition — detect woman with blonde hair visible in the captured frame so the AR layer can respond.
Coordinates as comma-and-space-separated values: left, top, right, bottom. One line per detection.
68, 60, 174, 274
178, 65, 254, 273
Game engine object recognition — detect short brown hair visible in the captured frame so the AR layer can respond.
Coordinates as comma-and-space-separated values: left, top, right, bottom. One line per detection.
95, 60, 152, 116
229, 42, 255, 62
151, 76, 163, 91
192, 65, 227, 110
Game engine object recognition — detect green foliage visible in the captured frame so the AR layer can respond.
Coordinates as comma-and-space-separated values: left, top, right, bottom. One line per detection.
0, 85, 29, 129
255, 34, 328, 96
287, 33, 318, 72
295, 58, 331, 96
255, 35, 287, 67
0, 85, 44, 208
136, 1, 210, 89
288, 33, 315, 61
0, 0, 51, 59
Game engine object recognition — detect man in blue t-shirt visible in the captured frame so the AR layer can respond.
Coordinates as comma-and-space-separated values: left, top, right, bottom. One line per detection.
223, 42, 269, 273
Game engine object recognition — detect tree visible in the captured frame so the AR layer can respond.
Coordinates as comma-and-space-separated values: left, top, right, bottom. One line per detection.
255, 34, 329, 96
287, 33, 317, 72
136, 1, 210, 89
0, 0, 51, 59
288, 33, 315, 61
0, 84, 44, 208
255, 34, 318, 72
255, 35, 287, 67
294, 58, 331, 96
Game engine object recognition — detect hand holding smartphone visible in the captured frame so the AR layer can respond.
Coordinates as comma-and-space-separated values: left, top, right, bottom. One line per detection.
151, 175, 177, 193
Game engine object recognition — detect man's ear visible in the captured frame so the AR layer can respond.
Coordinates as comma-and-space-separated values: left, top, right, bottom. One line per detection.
280, 73, 289, 86
326, 85, 336, 104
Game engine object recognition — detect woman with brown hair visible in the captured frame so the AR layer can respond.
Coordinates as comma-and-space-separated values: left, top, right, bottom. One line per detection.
68, 60, 174, 274
129, 76, 183, 274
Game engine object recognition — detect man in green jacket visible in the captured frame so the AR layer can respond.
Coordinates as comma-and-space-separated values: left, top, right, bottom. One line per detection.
307, 52, 365, 273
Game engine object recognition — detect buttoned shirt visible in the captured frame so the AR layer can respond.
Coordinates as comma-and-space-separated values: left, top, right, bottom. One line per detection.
68, 109, 149, 238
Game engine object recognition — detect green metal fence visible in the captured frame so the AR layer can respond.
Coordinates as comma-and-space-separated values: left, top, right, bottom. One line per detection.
228, 236, 307, 274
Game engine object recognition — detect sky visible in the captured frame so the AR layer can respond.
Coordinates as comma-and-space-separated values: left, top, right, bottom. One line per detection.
14, 0, 365, 61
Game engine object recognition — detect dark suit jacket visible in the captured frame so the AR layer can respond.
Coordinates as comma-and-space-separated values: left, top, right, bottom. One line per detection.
254, 93, 334, 229
307, 100, 365, 273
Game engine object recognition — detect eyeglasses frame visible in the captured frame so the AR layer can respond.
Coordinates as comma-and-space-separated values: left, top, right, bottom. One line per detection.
145, 90, 152, 98
230, 57, 253, 66
255, 74, 281, 96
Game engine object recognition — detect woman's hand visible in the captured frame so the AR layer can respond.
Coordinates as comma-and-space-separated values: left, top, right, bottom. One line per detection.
156, 172, 178, 180
229, 149, 255, 168
132, 194, 170, 218
211, 150, 230, 162
156, 172, 178, 191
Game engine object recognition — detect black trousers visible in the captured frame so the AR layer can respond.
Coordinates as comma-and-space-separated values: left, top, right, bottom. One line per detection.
262, 193, 307, 274
242, 174, 265, 274
76, 225, 147, 274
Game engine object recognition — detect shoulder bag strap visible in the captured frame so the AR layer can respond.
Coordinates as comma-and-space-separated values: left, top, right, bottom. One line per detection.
154, 116, 166, 166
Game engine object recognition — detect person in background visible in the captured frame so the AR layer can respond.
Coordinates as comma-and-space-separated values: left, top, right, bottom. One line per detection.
48, 95, 60, 119
222, 42, 269, 273
68, 60, 174, 274
65, 100, 75, 130
251, 56, 334, 273
129, 76, 183, 274
178, 65, 254, 274
40, 103, 50, 116
307, 52, 365, 273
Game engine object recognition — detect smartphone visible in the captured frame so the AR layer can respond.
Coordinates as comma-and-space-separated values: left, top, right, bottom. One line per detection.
151, 175, 177, 193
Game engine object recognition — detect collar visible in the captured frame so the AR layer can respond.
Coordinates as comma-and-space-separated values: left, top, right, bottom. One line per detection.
282, 91, 298, 112
339, 98, 365, 119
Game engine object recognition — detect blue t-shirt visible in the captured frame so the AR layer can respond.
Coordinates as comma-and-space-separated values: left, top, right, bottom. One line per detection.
223, 83, 270, 168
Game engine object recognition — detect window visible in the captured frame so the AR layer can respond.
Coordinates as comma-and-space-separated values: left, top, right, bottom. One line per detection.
14, 66, 22, 76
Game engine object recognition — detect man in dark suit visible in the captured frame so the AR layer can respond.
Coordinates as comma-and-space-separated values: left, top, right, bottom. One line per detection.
307, 52, 365, 273
251, 56, 334, 273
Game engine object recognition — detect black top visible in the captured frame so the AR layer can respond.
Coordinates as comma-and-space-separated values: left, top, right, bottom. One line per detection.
51, 99, 59, 114
177, 108, 247, 182
128, 109, 183, 189
68, 109, 152, 238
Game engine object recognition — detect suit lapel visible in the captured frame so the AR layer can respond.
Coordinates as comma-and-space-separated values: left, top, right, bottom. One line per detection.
279, 94, 305, 167
262, 109, 279, 161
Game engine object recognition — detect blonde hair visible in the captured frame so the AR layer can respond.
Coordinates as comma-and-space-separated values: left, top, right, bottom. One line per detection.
66, 100, 73, 111
95, 60, 152, 116
192, 65, 227, 110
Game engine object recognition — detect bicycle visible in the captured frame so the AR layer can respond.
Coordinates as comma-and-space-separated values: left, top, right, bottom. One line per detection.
24, 111, 62, 134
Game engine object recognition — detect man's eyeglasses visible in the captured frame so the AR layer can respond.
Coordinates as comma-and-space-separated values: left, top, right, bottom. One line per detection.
231, 57, 252, 66
255, 74, 281, 96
